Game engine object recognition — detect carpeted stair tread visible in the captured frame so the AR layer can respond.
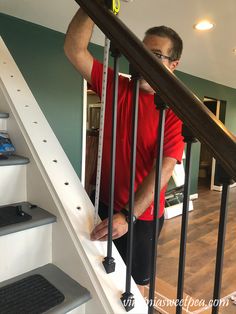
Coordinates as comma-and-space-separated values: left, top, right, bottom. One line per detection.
0, 274, 65, 314
0, 264, 91, 314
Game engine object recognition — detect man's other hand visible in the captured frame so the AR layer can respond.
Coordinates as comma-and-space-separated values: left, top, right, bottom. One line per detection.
90, 213, 128, 241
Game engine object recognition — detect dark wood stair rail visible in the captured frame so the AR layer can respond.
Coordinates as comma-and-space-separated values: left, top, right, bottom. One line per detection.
75, 0, 236, 180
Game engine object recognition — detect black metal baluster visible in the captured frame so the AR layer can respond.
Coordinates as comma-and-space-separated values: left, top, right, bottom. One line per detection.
176, 125, 196, 314
212, 166, 233, 314
121, 65, 140, 312
148, 95, 167, 314
103, 44, 121, 274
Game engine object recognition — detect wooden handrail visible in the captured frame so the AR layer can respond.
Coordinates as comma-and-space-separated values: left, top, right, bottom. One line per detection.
75, 0, 236, 181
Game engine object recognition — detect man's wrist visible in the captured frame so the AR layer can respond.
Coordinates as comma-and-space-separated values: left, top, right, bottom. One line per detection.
119, 208, 137, 224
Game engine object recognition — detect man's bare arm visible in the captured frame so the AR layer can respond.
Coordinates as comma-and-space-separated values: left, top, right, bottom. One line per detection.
130, 156, 177, 218
91, 156, 177, 241
64, 8, 94, 84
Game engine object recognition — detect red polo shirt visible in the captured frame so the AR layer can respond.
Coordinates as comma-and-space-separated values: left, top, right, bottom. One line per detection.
90, 59, 184, 220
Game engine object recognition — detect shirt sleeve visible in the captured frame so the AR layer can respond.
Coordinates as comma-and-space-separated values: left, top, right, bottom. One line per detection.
163, 109, 185, 164
90, 59, 114, 99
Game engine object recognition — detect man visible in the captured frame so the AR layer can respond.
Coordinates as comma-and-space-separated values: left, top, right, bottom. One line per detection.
64, 8, 184, 292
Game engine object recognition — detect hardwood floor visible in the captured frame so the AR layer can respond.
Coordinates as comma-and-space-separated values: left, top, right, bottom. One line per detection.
155, 181, 236, 312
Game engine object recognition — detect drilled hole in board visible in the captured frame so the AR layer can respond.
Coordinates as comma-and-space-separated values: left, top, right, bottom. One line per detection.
33, 121, 38, 124
11, 75, 14, 78
25, 105, 29, 108
53, 160, 58, 163
17, 89, 21, 92
43, 140, 47, 143
64, 182, 69, 186
77, 206, 81, 211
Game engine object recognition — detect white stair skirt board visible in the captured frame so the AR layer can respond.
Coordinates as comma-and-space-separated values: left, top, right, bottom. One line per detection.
0, 164, 27, 206
0, 224, 52, 282
0, 38, 147, 313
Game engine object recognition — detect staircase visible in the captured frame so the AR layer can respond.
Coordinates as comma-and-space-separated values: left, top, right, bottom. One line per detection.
0, 37, 146, 313
0, 112, 91, 313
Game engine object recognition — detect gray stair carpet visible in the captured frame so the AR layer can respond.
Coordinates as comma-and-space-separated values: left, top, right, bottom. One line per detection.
0, 112, 9, 118
0, 263, 91, 314
0, 154, 30, 166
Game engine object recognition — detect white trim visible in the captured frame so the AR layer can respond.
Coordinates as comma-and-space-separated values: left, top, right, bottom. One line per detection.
212, 182, 236, 192
190, 193, 198, 200
164, 200, 193, 220
0, 37, 147, 314
210, 100, 220, 191
210, 158, 216, 190
81, 79, 87, 188
212, 185, 223, 192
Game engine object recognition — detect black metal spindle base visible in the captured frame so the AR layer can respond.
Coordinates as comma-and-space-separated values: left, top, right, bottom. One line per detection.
121, 292, 135, 312
103, 256, 116, 274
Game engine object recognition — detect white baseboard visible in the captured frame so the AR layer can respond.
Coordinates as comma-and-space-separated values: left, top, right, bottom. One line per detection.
164, 200, 194, 220
212, 182, 236, 192
190, 193, 198, 200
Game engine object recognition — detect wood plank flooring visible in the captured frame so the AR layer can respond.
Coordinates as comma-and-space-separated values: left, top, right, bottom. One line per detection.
154, 181, 236, 313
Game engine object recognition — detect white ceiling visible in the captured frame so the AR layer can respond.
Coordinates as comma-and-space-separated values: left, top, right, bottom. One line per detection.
1, 0, 236, 89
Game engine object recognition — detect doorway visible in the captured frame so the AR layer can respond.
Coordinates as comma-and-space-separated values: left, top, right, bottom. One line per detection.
198, 97, 226, 190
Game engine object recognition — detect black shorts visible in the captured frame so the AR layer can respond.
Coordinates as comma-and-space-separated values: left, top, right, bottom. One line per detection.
98, 201, 164, 286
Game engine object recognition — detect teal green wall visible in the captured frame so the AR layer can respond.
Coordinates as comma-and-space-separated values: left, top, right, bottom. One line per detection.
175, 71, 236, 193
0, 13, 128, 178
1, 13, 235, 194
176, 71, 236, 134
0, 13, 84, 177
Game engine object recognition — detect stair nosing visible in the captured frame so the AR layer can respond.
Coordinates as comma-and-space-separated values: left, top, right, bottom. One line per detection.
0, 112, 9, 119
0, 202, 57, 237
0, 154, 30, 166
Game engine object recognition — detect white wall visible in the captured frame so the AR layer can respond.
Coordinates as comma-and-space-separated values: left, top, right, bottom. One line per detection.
2, 0, 236, 88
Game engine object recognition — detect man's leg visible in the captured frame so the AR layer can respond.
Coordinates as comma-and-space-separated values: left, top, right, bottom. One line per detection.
130, 216, 165, 294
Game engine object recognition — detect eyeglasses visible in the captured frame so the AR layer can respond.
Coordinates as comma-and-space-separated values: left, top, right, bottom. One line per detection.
152, 51, 173, 62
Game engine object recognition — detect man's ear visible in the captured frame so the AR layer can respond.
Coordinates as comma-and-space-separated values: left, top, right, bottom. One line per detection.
170, 60, 179, 71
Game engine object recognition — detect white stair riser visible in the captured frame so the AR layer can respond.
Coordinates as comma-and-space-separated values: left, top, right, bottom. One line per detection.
0, 224, 52, 282
0, 118, 7, 132
0, 164, 27, 206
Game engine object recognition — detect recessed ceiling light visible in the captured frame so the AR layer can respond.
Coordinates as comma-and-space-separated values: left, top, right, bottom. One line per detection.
194, 21, 214, 31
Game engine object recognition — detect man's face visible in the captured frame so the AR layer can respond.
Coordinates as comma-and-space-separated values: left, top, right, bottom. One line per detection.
140, 35, 179, 94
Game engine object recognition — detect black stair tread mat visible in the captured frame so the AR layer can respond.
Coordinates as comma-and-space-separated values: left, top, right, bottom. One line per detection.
0, 274, 65, 314
0, 203, 56, 237
0, 206, 32, 228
